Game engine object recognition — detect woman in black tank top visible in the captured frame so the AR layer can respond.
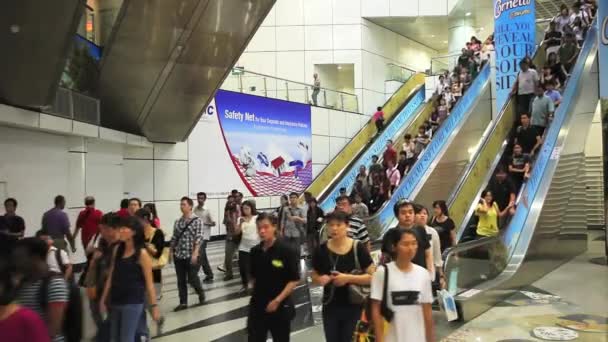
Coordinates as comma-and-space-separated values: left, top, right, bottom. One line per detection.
99, 216, 161, 342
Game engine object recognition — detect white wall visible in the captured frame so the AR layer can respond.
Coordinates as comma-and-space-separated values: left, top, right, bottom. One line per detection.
361, 0, 453, 17
233, 0, 439, 116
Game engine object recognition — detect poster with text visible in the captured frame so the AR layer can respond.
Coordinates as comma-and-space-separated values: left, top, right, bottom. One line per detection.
494, 0, 536, 111
208, 90, 312, 197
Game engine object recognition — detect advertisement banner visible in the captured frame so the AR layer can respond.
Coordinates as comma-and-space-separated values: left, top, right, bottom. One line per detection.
494, 0, 536, 111
189, 90, 312, 198
600, 0, 608, 98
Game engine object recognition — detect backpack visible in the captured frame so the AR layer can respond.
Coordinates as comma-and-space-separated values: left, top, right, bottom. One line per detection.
39, 273, 83, 342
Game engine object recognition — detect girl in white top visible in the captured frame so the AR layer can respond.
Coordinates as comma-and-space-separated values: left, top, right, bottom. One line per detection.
238, 200, 260, 291
371, 229, 434, 342
415, 207, 444, 287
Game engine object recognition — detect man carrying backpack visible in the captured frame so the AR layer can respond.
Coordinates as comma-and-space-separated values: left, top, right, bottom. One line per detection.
37, 230, 73, 282
13, 237, 82, 342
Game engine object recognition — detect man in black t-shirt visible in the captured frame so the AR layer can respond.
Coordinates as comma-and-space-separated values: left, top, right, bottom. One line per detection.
381, 201, 432, 274
0, 198, 25, 241
515, 113, 542, 155
249, 213, 300, 342
488, 167, 517, 228
509, 143, 531, 188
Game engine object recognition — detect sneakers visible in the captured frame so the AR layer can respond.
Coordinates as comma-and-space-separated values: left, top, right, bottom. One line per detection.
203, 276, 214, 284
223, 274, 234, 281
217, 266, 226, 273
173, 304, 188, 312
198, 294, 206, 305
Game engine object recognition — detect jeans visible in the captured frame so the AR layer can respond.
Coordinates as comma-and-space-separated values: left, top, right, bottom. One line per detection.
516, 93, 534, 117
238, 251, 251, 288
311, 88, 320, 106
322, 304, 362, 342
248, 308, 291, 342
174, 258, 205, 305
110, 303, 144, 342
199, 240, 213, 278
375, 119, 384, 132
224, 239, 239, 277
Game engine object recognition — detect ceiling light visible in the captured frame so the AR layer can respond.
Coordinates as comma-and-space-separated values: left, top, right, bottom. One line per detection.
480, 27, 485, 31
443, 40, 448, 44
431, 35, 436, 38
465, 12, 472, 16
337, 65, 342, 70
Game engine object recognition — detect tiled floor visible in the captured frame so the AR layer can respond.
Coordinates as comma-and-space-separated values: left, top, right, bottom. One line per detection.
81, 232, 608, 341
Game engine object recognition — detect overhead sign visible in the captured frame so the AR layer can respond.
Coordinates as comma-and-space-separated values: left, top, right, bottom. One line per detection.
493, 0, 536, 111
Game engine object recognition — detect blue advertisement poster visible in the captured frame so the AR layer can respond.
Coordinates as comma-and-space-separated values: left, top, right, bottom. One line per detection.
214, 90, 312, 196
494, 0, 536, 110
599, 0, 608, 98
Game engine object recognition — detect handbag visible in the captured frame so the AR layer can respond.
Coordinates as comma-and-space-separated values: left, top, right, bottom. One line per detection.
146, 227, 169, 270
348, 240, 371, 305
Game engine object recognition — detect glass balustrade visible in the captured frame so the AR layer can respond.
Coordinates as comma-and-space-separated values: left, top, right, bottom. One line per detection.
222, 68, 360, 113
386, 63, 416, 83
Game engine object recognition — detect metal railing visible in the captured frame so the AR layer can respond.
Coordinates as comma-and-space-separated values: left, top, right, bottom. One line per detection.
430, 53, 461, 75
222, 67, 359, 113
386, 63, 417, 83
45, 87, 101, 125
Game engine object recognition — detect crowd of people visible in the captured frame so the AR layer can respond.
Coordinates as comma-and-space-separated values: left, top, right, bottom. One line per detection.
472, 1, 595, 241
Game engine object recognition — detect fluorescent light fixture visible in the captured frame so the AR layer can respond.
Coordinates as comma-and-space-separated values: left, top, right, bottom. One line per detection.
465, 12, 472, 16
337, 65, 342, 70
431, 35, 436, 38
443, 40, 448, 43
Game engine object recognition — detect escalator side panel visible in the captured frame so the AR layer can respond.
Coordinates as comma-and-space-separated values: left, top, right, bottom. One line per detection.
414, 86, 493, 210
305, 74, 425, 200
319, 89, 425, 212
0, 0, 85, 107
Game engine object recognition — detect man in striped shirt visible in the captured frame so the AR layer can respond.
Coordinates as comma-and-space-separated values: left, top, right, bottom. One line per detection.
335, 195, 371, 250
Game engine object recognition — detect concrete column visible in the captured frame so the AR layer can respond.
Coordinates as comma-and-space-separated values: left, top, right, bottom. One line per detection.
447, 18, 476, 70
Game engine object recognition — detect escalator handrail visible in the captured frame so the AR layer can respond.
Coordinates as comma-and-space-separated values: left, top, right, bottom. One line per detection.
442, 236, 499, 263
443, 22, 598, 291
315, 84, 425, 208
317, 63, 492, 239
374, 63, 492, 237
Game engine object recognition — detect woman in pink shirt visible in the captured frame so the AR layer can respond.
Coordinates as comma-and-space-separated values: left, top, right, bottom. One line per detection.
373, 106, 385, 133
385, 159, 401, 196
0, 271, 50, 342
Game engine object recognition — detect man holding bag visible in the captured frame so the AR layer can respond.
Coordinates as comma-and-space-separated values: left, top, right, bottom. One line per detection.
170, 197, 205, 312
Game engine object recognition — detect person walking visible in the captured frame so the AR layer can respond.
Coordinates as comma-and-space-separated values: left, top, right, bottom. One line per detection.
0, 198, 26, 241
312, 211, 374, 342
170, 197, 206, 311
194, 192, 216, 283
136, 209, 165, 300
99, 216, 161, 342
306, 198, 325, 257
281, 192, 306, 254
248, 213, 300, 342
222, 194, 240, 281
238, 201, 259, 292
311, 73, 321, 106
431, 200, 456, 253
73, 196, 103, 251
371, 229, 435, 342
41, 195, 76, 253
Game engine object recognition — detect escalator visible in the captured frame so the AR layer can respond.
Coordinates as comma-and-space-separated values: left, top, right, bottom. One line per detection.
362, 63, 494, 239
442, 24, 599, 321
305, 73, 426, 209
98, 0, 275, 142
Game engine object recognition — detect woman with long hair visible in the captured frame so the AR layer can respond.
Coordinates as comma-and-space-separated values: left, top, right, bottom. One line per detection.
143, 203, 160, 228
99, 216, 161, 341
237, 200, 259, 291
312, 211, 374, 342
431, 200, 456, 252
475, 190, 513, 238
136, 208, 165, 300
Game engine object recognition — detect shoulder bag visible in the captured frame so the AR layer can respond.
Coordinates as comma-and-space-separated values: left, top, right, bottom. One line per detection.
348, 240, 371, 305
171, 218, 199, 255
147, 227, 169, 270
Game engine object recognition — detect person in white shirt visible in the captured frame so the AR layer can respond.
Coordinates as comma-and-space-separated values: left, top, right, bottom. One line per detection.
36, 229, 73, 281
415, 206, 445, 288
370, 229, 435, 342
237, 200, 260, 292
434, 75, 447, 95
553, 4, 573, 33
